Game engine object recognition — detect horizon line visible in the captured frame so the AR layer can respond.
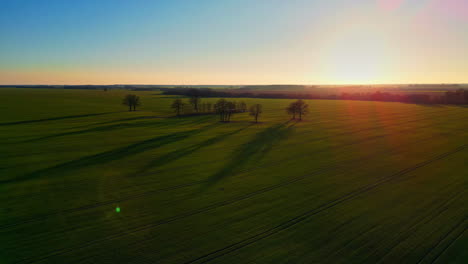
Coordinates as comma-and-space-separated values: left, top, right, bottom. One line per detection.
1, 83, 467, 86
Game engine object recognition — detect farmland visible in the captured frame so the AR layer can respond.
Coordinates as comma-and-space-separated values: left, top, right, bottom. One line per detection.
1, 88, 467, 263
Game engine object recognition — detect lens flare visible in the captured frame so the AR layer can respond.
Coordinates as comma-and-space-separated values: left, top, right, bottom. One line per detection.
430, 0, 468, 21
378, 0, 405, 12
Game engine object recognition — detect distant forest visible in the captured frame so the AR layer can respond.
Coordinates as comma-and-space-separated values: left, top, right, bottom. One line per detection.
1, 84, 467, 105
161, 87, 468, 105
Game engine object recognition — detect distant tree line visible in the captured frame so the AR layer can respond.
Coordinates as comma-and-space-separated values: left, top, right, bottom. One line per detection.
444, 89, 468, 104
160, 87, 317, 99
170, 92, 251, 122
169, 91, 310, 123
338, 89, 468, 105
122, 87, 464, 121
161, 88, 468, 105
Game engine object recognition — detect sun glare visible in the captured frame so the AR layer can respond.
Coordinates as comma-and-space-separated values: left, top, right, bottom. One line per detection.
323, 26, 392, 84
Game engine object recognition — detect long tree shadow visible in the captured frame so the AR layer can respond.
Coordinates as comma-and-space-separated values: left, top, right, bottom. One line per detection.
22, 115, 215, 143
202, 121, 295, 188
135, 125, 252, 176
69, 114, 215, 131
1, 124, 216, 184
22, 121, 165, 143
69, 115, 165, 129
0, 112, 119, 126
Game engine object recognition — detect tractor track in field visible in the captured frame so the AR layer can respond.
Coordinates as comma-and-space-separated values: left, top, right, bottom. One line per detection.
0, 112, 121, 126
328, 223, 382, 260
328, 181, 464, 263
416, 217, 468, 264
2, 117, 457, 231
73, 168, 468, 263
372, 185, 465, 263
429, 225, 467, 264
17, 144, 467, 264
182, 144, 467, 264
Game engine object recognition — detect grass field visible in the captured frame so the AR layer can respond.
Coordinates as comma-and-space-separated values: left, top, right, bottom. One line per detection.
1, 88, 467, 263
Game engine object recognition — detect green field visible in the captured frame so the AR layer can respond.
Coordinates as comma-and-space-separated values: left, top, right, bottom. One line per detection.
1, 88, 467, 263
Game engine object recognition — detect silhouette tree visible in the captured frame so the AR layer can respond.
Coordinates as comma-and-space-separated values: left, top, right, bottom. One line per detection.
171, 99, 185, 116
249, 104, 262, 123
286, 102, 297, 119
239, 101, 247, 112
295, 99, 309, 120
286, 100, 308, 120
214, 99, 228, 122
123, 94, 141, 111
226, 101, 235, 122
213, 99, 246, 122
188, 89, 201, 112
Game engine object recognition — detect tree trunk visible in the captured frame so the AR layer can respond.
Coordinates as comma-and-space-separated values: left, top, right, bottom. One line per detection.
129, 105, 132, 111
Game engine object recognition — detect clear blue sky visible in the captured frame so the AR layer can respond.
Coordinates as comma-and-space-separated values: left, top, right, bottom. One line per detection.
1, 0, 467, 84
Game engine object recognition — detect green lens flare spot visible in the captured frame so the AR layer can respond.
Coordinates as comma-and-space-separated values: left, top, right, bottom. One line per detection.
115, 207, 121, 213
